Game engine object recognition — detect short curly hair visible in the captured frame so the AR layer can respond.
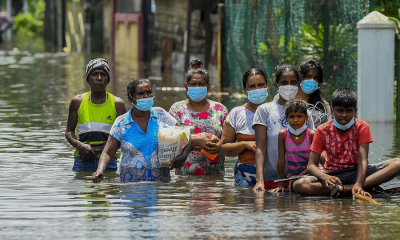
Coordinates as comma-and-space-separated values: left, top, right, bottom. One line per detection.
127, 78, 151, 98
284, 98, 308, 118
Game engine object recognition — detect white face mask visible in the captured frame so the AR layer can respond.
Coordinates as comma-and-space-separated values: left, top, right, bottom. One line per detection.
288, 122, 307, 136
279, 85, 298, 101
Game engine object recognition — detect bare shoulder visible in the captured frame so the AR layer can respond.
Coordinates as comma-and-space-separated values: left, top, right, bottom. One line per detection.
69, 94, 84, 110
114, 96, 127, 115
114, 96, 125, 105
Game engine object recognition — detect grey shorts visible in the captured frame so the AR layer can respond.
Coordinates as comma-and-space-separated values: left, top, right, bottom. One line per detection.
324, 161, 387, 185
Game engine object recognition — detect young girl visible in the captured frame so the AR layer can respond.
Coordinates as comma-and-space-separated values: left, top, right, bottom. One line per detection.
252, 64, 315, 192
270, 98, 315, 192
297, 59, 331, 127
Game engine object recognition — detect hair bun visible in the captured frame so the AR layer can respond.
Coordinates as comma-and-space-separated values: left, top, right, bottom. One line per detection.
190, 58, 203, 69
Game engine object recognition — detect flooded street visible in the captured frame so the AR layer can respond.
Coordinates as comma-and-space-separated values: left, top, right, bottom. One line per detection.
1, 49, 400, 239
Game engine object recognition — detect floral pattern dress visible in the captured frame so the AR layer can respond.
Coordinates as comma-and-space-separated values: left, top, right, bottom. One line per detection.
110, 107, 177, 182
169, 100, 229, 175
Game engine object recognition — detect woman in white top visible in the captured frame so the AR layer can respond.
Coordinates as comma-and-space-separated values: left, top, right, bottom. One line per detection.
252, 64, 314, 192
220, 68, 269, 187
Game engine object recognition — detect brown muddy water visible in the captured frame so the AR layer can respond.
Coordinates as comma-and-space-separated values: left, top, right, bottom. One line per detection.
1, 50, 400, 239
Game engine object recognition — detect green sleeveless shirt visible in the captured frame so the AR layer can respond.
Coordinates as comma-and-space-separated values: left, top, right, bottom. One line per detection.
74, 92, 117, 158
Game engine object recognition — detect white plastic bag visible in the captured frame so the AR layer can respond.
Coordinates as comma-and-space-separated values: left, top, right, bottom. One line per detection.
158, 124, 191, 167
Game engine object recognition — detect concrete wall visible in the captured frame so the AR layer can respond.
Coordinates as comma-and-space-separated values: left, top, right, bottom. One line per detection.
357, 11, 395, 123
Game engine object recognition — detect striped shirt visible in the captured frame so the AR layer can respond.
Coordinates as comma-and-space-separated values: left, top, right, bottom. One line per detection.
284, 128, 311, 177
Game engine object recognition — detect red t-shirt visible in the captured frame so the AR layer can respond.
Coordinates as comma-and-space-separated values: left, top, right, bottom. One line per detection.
310, 118, 373, 171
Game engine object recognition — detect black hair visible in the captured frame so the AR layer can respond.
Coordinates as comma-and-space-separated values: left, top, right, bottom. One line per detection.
274, 64, 299, 84
298, 59, 324, 83
331, 87, 357, 108
189, 58, 203, 69
285, 98, 308, 118
185, 58, 210, 83
242, 68, 268, 89
298, 59, 325, 110
127, 78, 151, 98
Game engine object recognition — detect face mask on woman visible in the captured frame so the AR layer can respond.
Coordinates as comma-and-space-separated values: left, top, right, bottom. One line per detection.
133, 97, 154, 112
300, 79, 320, 94
187, 87, 207, 102
247, 88, 268, 104
279, 85, 298, 101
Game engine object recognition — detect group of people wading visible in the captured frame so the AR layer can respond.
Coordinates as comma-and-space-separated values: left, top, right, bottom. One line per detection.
65, 57, 400, 198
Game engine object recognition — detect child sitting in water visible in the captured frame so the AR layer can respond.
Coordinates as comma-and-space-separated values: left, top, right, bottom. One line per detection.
293, 88, 400, 197
270, 99, 314, 192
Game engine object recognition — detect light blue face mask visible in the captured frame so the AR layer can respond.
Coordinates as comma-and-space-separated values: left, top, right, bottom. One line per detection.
333, 118, 355, 131
247, 88, 268, 105
187, 87, 207, 102
300, 79, 320, 94
133, 97, 154, 112
288, 122, 307, 136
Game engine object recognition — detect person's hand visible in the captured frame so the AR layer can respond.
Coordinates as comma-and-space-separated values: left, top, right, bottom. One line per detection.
169, 144, 191, 169
77, 143, 97, 161
92, 170, 104, 183
252, 181, 265, 192
269, 186, 286, 192
204, 141, 220, 154
323, 175, 342, 189
207, 134, 219, 143
352, 183, 371, 197
195, 134, 210, 149
244, 141, 256, 152
288, 180, 294, 192
91, 144, 105, 154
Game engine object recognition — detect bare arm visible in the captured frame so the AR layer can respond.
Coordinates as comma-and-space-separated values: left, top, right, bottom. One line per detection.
253, 124, 267, 192
309, 130, 325, 164
353, 142, 370, 196
276, 131, 286, 185
308, 151, 341, 188
220, 121, 255, 157
270, 130, 287, 192
65, 95, 96, 160
190, 134, 209, 149
92, 136, 121, 183
114, 96, 127, 116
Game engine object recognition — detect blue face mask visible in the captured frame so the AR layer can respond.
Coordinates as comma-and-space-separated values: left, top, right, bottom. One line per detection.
187, 87, 207, 102
133, 97, 154, 112
288, 122, 307, 136
300, 79, 320, 94
333, 118, 355, 131
247, 88, 268, 105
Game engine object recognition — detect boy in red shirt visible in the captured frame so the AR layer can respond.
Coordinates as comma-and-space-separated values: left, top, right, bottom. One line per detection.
293, 88, 400, 197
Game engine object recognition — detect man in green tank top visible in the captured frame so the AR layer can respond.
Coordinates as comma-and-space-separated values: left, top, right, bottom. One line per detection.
65, 58, 126, 172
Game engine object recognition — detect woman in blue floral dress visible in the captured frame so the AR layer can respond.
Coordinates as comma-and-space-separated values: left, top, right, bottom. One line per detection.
92, 79, 188, 183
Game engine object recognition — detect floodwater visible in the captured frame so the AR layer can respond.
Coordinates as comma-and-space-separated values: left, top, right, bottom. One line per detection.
1, 49, 400, 239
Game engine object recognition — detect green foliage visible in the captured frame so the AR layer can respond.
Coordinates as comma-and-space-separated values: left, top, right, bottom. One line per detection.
258, 22, 356, 91
374, 0, 400, 18
388, 9, 400, 38
13, 0, 45, 39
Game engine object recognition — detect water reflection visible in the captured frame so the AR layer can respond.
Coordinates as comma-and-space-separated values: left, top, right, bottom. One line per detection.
1, 50, 400, 239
